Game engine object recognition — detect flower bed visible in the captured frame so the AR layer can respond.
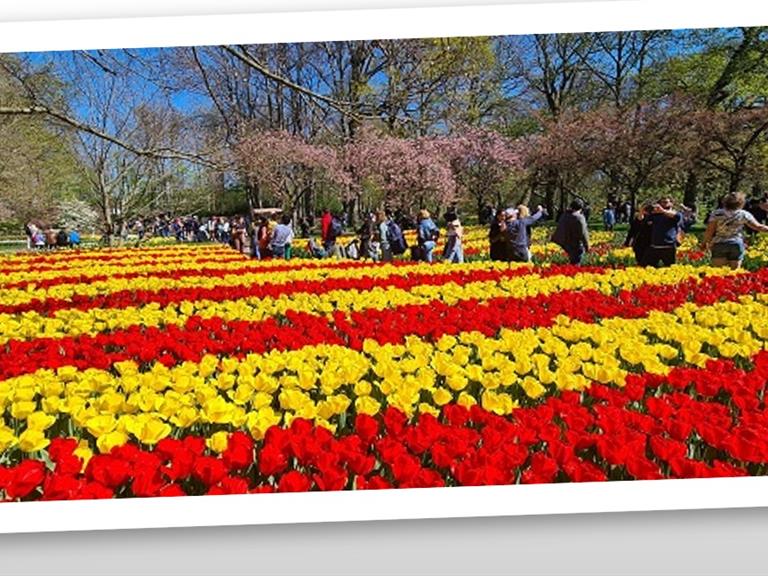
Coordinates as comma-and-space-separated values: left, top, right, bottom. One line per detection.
0, 242, 766, 500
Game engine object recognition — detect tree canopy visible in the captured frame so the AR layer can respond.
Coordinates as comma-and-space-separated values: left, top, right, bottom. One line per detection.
1, 26, 767, 236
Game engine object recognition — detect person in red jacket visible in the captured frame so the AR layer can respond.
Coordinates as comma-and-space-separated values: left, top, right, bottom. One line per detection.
320, 209, 332, 243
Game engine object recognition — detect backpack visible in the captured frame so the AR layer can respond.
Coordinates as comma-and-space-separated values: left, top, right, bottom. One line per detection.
418, 221, 439, 244
386, 220, 408, 255
329, 218, 343, 240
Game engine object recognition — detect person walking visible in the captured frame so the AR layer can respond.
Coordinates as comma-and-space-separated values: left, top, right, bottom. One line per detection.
376, 210, 393, 262
443, 217, 464, 263
358, 213, 377, 261
517, 204, 538, 259
232, 217, 247, 253
417, 209, 440, 263
645, 196, 684, 267
701, 192, 768, 269
33, 229, 46, 250
324, 212, 344, 258
45, 228, 57, 250
504, 205, 545, 262
24, 222, 37, 250
56, 228, 70, 248
624, 203, 653, 265
320, 209, 333, 246
551, 199, 590, 265
258, 217, 273, 258
254, 217, 264, 260
602, 203, 616, 231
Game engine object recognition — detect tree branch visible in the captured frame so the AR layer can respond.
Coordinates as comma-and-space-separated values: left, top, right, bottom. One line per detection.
221, 45, 365, 121
0, 105, 220, 168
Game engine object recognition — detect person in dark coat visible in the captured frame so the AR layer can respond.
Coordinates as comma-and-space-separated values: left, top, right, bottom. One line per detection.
551, 199, 590, 265
489, 208, 507, 261
624, 203, 653, 265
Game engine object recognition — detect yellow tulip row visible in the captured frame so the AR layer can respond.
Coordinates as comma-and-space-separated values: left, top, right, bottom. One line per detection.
0, 257, 524, 308
1, 292, 765, 455
0, 265, 734, 344
1, 243, 234, 264
0, 244, 395, 286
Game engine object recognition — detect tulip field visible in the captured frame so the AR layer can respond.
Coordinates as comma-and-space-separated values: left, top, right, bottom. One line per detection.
0, 228, 767, 500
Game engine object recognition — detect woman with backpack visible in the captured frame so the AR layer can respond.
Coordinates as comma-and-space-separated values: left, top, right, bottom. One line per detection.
324, 213, 344, 258
417, 209, 440, 263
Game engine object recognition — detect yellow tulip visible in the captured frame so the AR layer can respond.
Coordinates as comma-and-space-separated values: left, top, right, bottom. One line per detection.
132, 417, 171, 445
246, 407, 281, 440
74, 441, 94, 470
207, 431, 230, 454
26, 411, 56, 431
18, 428, 50, 452
520, 377, 547, 399
431, 388, 453, 406
85, 414, 117, 437
355, 396, 381, 416
96, 431, 129, 454
0, 425, 17, 451
169, 406, 199, 428
10, 400, 37, 420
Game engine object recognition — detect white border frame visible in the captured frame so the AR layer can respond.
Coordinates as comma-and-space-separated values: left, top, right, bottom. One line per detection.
3, 477, 768, 534
0, 0, 767, 533
0, 1, 767, 53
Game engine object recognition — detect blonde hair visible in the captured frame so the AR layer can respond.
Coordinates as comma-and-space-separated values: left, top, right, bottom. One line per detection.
418, 209, 430, 220
516, 205, 530, 219
723, 193, 746, 211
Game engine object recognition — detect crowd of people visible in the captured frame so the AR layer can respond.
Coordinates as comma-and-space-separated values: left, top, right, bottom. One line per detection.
23, 222, 81, 250
23, 190, 768, 271
484, 191, 768, 270
619, 192, 767, 269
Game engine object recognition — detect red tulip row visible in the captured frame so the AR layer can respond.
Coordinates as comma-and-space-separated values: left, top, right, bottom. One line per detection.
2, 267, 765, 381
0, 262, 585, 316
2, 352, 766, 501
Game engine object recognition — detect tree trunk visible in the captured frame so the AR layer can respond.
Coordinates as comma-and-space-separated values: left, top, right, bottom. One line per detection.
682, 171, 698, 210
728, 156, 748, 194
543, 169, 557, 216
244, 176, 261, 211
100, 185, 114, 246
517, 179, 534, 207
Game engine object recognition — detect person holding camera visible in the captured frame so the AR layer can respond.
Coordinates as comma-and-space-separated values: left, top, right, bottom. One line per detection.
644, 196, 684, 267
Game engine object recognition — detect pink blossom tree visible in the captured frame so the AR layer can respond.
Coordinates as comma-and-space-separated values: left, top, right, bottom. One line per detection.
235, 129, 350, 220
343, 126, 457, 222
439, 126, 524, 220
